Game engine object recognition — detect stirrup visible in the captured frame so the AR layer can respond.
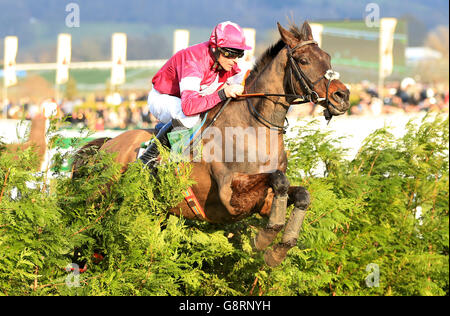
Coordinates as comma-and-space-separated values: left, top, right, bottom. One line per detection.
142, 156, 159, 170
139, 120, 173, 167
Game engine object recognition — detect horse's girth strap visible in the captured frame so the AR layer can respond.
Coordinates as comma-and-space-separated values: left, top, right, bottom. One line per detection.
175, 165, 207, 220
182, 187, 207, 219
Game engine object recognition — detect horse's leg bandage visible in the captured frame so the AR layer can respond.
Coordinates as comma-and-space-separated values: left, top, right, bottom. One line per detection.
264, 186, 310, 267
253, 170, 290, 251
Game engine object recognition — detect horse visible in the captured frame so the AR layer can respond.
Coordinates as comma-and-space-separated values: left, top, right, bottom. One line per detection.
3, 110, 48, 172
72, 21, 350, 267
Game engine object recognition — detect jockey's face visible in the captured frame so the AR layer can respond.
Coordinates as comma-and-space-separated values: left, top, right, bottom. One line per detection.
217, 52, 239, 71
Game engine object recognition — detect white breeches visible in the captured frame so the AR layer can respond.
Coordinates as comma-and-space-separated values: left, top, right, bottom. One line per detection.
147, 86, 200, 128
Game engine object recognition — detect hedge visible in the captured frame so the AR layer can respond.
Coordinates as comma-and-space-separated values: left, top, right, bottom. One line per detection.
0, 114, 448, 296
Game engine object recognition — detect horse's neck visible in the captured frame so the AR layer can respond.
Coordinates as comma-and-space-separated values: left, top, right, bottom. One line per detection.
201, 53, 289, 173
198, 52, 290, 171
247, 51, 289, 128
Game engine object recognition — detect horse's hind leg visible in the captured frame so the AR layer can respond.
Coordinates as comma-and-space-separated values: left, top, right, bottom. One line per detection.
253, 170, 290, 251
264, 186, 310, 267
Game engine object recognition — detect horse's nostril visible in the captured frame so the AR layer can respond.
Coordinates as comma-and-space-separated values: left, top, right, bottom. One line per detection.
333, 90, 349, 102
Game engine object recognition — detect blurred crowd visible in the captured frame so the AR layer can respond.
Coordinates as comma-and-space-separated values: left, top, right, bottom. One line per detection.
1, 92, 156, 130
1, 79, 449, 130
287, 78, 448, 118
61, 94, 154, 130
347, 78, 449, 116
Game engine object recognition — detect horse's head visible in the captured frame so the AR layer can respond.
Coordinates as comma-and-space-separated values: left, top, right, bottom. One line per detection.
278, 22, 350, 116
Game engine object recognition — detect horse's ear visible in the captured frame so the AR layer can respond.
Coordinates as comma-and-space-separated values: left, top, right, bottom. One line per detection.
300, 21, 314, 41
277, 22, 298, 48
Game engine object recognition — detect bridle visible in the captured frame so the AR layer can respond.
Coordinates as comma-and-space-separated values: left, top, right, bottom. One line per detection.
246, 40, 341, 133
286, 40, 341, 121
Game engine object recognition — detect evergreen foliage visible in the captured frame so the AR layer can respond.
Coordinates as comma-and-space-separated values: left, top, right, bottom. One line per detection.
0, 114, 448, 296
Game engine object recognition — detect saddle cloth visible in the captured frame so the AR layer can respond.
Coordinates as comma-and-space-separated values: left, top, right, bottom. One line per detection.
138, 120, 207, 220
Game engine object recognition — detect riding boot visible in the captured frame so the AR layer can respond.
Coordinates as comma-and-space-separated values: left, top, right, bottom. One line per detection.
139, 120, 173, 169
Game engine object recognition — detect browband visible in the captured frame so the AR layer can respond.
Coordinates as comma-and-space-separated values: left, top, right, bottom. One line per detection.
290, 40, 318, 51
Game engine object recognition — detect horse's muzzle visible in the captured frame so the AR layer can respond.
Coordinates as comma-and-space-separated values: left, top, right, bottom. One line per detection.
328, 88, 350, 115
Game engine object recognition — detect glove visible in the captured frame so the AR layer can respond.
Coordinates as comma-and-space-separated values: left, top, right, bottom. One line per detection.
224, 84, 244, 98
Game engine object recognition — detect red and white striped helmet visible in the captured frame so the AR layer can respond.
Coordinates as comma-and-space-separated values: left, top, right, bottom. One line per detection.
209, 21, 252, 51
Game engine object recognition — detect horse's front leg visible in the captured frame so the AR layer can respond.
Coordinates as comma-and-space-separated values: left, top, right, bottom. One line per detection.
263, 186, 310, 267
252, 170, 290, 251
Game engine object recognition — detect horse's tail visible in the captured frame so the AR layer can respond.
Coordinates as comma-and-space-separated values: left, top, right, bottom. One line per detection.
71, 137, 112, 179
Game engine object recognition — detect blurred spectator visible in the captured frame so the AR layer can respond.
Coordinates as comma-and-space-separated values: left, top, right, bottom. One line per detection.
361, 80, 378, 98
106, 108, 120, 129
350, 92, 372, 115
94, 117, 105, 131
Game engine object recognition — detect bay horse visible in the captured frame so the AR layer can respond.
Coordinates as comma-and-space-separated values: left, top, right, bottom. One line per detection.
72, 22, 350, 267
3, 109, 48, 172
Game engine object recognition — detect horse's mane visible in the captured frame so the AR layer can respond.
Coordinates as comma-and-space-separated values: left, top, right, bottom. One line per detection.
246, 23, 305, 86
246, 39, 285, 85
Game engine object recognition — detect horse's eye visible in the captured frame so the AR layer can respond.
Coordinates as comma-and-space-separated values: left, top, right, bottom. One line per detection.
299, 58, 309, 65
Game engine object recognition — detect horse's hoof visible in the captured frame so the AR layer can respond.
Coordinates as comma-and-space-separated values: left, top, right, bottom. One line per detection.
252, 228, 280, 251
263, 244, 289, 267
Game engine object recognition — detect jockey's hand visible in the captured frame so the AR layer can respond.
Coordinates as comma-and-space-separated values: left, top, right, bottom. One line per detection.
224, 84, 244, 98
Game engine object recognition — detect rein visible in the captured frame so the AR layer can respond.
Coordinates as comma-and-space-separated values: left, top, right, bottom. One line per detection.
180, 97, 232, 157
246, 97, 290, 133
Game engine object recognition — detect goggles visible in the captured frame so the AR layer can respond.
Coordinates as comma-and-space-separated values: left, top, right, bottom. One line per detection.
218, 47, 245, 59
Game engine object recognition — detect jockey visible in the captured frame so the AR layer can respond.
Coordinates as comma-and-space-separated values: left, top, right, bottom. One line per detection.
139, 21, 252, 168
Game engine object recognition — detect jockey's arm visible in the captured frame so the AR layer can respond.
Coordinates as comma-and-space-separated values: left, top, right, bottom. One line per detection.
180, 83, 244, 116
179, 75, 224, 116
180, 88, 223, 116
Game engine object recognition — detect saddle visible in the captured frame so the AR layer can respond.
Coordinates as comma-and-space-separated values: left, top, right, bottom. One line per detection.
143, 115, 207, 157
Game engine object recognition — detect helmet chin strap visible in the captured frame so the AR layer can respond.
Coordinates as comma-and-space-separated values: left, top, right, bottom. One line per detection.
210, 47, 223, 71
